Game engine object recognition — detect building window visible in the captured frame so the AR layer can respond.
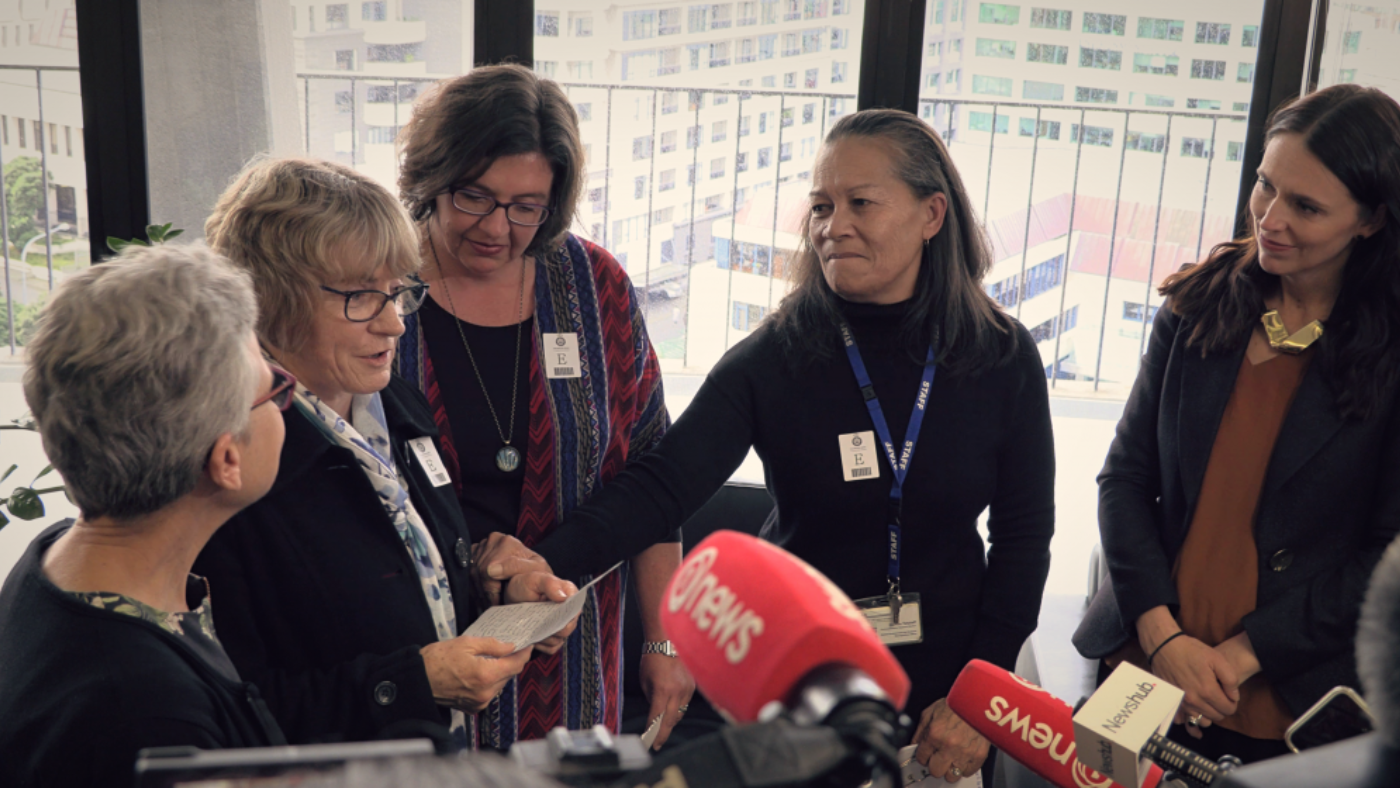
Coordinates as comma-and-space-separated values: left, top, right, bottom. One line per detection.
710, 157, 726, 179
1339, 68, 1358, 83
1022, 80, 1064, 100
782, 32, 800, 56
1019, 118, 1061, 138
1029, 8, 1071, 30
1145, 94, 1174, 107
1074, 86, 1117, 104
1071, 124, 1114, 146
1344, 30, 1361, 54
732, 302, 770, 331
633, 136, 654, 161
687, 126, 701, 149
759, 34, 777, 59
712, 3, 734, 28
16, 117, 24, 148
802, 28, 822, 53
738, 1, 759, 25
1186, 98, 1221, 110
972, 74, 1013, 96
832, 61, 848, 83
969, 111, 1009, 133
326, 4, 349, 30
758, 147, 772, 168
48, 122, 56, 154
687, 164, 697, 185
705, 193, 725, 212
779, 142, 793, 161
64, 125, 71, 156
805, 68, 819, 88
712, 120, 727, 142
738, 38, 757, 63
1079, 47, 1122, 70
575, 103, 592, 122
976, 38, 1016, 59
1181, 137, 1212, 158
535, 11, 560, 36
1242, 25, 1258, 47
690, 90, 706, 111
710, 41, 730, 67
334, 50, 355, 70
574, 14, 594, 36
1027, 43, 1068, 64
1237, 63, 1255, 83
361, 1, 386, 21
1227, 141, 1243, 161
663, 92, 680, 115
1082, 12, 1125, 36
1133, 53, 1179, 76
368, 42, 422, 62
1195, 22, 1231, 45
623, 11, 656, 40
635, 176, 648, 200
689, 5, 710, 32
979, 3, 1021, 25
660, 169, 677, 191
1190, 59, 1227, 80
660, 8, 683, 33
736, 152, 749, 172
1136, 17, 1182, 41
653, 207, 674, 226
1124, 131, 1165, 152
366, 126, 398, 144
1122, 302, 1159, 322
927, 72, 942, 88
802, 103, 816, 123
831, 28, 848, 49
1232, 101, 1249, 112
781, 107, 795, 127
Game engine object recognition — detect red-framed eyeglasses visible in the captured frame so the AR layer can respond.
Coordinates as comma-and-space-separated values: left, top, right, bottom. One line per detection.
252, 364, 297, 412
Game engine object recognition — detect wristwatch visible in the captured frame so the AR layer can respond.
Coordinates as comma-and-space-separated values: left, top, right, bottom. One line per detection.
641, 640, 678, 658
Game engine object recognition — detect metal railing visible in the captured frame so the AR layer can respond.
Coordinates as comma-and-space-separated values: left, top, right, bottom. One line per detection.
0, 64, 81, 356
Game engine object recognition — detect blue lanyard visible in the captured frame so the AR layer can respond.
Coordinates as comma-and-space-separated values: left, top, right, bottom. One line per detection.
838, 322, 936, 594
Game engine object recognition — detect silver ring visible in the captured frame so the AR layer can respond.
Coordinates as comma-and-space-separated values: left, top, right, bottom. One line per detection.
678, 704, 689, 713
1188, 713, 1204, 727
949, 766, 963, 778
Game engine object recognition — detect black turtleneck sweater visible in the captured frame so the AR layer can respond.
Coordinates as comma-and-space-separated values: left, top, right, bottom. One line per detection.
534, 299, 1055, 714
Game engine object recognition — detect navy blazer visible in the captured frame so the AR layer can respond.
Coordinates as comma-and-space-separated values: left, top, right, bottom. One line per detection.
194, 375, 476, 745
1074, 304, 1400, 716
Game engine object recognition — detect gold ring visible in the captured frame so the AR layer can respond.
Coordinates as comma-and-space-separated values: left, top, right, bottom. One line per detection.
1188, 713, 1204, 727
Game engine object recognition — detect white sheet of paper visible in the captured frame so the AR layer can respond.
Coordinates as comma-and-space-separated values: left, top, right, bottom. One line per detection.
639, 714, 664, 749
464, 562, 621, 652
898, 745, 982, 788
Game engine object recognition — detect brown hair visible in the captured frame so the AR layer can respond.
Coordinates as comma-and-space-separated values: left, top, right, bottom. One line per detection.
1161, 84, 1400, 419
397, 64, 584, 257
770, 108, 1018, 377
205, 157, 421, 354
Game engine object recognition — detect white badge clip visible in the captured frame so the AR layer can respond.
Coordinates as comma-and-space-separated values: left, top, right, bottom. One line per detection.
839, 430, 881, 482
543, 333, 582, 379
855, 592, 923, 646
407, 437, 452, 487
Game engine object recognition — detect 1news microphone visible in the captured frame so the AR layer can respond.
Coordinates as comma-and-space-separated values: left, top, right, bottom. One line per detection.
947, 659, 1165, 788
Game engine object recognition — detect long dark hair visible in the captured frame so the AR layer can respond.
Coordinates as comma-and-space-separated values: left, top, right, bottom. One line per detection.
769, 109, 1018, 377
1162, 84, 1400, 420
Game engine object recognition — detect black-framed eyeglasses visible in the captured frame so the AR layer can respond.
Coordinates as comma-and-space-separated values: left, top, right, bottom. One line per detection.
319, 279, 429, 322
252, 364, 297, 412
449, 188, 552, 227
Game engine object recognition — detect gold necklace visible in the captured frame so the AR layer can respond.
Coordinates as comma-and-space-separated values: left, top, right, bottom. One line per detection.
1261, 310, 1323, 354
429, 240, 526, 473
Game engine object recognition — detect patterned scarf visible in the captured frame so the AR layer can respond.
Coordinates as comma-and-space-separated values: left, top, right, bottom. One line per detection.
398, 233, 668, 750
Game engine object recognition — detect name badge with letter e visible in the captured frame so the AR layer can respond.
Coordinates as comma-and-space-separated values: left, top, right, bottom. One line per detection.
855, 592, 923, 646
408, 437, 452, 487
839, 431, 881, 482
543, 333, 582, 379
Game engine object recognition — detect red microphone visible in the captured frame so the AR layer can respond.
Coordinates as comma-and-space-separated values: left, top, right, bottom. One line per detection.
660, 530, 910, 723
947, 659, 1163, 788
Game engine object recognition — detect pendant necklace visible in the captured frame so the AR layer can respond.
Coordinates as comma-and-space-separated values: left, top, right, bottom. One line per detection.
432, 241, 526, 473
1261, 309, 1323, 354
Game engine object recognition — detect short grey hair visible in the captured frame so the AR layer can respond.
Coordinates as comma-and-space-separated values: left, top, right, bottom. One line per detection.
23, 244, 260, 520
1358, 535, 1400, 747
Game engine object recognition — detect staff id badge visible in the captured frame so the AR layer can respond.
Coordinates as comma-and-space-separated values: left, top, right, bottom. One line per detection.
543, 333, 582, 379
855, 593, 923, 646
407, 437, 453, 487
839, 431, 881, 482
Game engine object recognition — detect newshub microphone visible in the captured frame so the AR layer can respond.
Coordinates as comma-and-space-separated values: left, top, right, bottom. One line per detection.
947, 659, 1165, 788
660, 530, 911, 723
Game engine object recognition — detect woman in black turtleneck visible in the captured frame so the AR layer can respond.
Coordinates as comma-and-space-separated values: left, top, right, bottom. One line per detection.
487, 108, 1055, 782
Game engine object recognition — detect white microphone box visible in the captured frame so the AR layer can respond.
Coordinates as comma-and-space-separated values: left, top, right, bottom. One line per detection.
1072, 661, 1184, 788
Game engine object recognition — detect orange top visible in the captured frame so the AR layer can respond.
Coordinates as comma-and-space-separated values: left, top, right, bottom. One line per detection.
1172, 347, 1312, 739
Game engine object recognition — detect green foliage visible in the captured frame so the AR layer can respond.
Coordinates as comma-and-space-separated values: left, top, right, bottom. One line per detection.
106, 222, 184, 254
3, 157, 48, 250
0, 424, 65, 531
0, 299, 44, 347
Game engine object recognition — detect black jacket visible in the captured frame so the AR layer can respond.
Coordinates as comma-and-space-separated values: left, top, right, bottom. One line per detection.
1074, 305, 1400, 715
0, 522, 285, 788
194, 376, 476, 744
1216, 732, 1400, 788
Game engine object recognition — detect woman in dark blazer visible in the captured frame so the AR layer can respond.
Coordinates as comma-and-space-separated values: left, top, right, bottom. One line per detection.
1075, 85, 1400, 764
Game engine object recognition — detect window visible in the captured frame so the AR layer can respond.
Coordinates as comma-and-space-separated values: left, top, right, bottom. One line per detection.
1237, 63, 1255, 83
574, 14, 594, 36
1027, 43, 1068, 64
1344, 31, 1361, 54
705, 193, 725, 212
969, 111, 1009, 133
976, 38, 1016, 58
1019, 118, 1061, 138
1242, 25, 1258, 47
660, 8, 683, 33
712, 120, 727, 142
368, 43, 423, 63
326, 4, 349, 30
1122, 302, 1159, 322
1133, 53, 1179, 76
662, 93, 679, 115
779, 142, 793, 161
978, 4, 1020, 25
927, 72, 942, 88
1232, 101, 1249, 112
1227, 141, 1243, 162
653, 207, 675, 226
832, 62, 848, 83
1191, 59, 1227, 80
16, 117, 24, 148
803, 0, 830, 19
689, 5, 709, 31
575, 103, 592, 122
711, 157, 726, 179
660, 169, 677, 191
1022, 80, 1064, 100
758, 147, 772, 168
623, 11, 656, 40
334, 50, 355, 70
1029, 8, 1070, 30
732, 302, 770, 331
1124, 131, 1165, 152
1339, 68, 1357, 83
832, 28, 849, 49
1071, 123, 1114, 145
1145, 94, 1174, 107
361, 2, 386, 21
633, 136, 654, 161
803, 103, 816, 123
802, 28, 822, 53
687, 164, 697, 185
759, 34, 777, 59
738, 1, 758, 24
567, 61, 594, 80
972, 74, 1013, 96
736, 152, 749, 172
1074, 86, 1117, 104
1079, 47, 1121, 70
782, 107, 794, 127
634, 175, 648, 199
712, 3, 734, 28
739, 115, 751, 136
1023, 255, 1065, 299
1136, 17, 1182, 41
64, 125, 71, 156
536, 11, 560, 36
1195, 22, 1230, 45
689, 90, 705, 111
1082, 13, 1125, 36
1181, 137, 1212, 158
710, 41, 730, 67
783, 32, 800, 56
805, 68, 819, 87
686, 126, 701, 149
1186, 98, 1221, 110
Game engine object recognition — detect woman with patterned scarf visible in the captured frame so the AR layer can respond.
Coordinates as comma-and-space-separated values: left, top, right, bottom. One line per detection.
395, 64, 695, 751
195, 156, 580, 748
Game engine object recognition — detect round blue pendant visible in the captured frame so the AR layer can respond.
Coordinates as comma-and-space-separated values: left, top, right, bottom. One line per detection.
495, 445, 522, 473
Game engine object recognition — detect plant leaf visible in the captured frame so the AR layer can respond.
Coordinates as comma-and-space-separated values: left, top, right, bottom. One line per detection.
106, 237, 130, 253
32, 464, 55, 483
0, 464, 16, 485
164, 228, 184, 240
0, 508, 10, 529
8, 487, 44, 520
10, 412, 36, 430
